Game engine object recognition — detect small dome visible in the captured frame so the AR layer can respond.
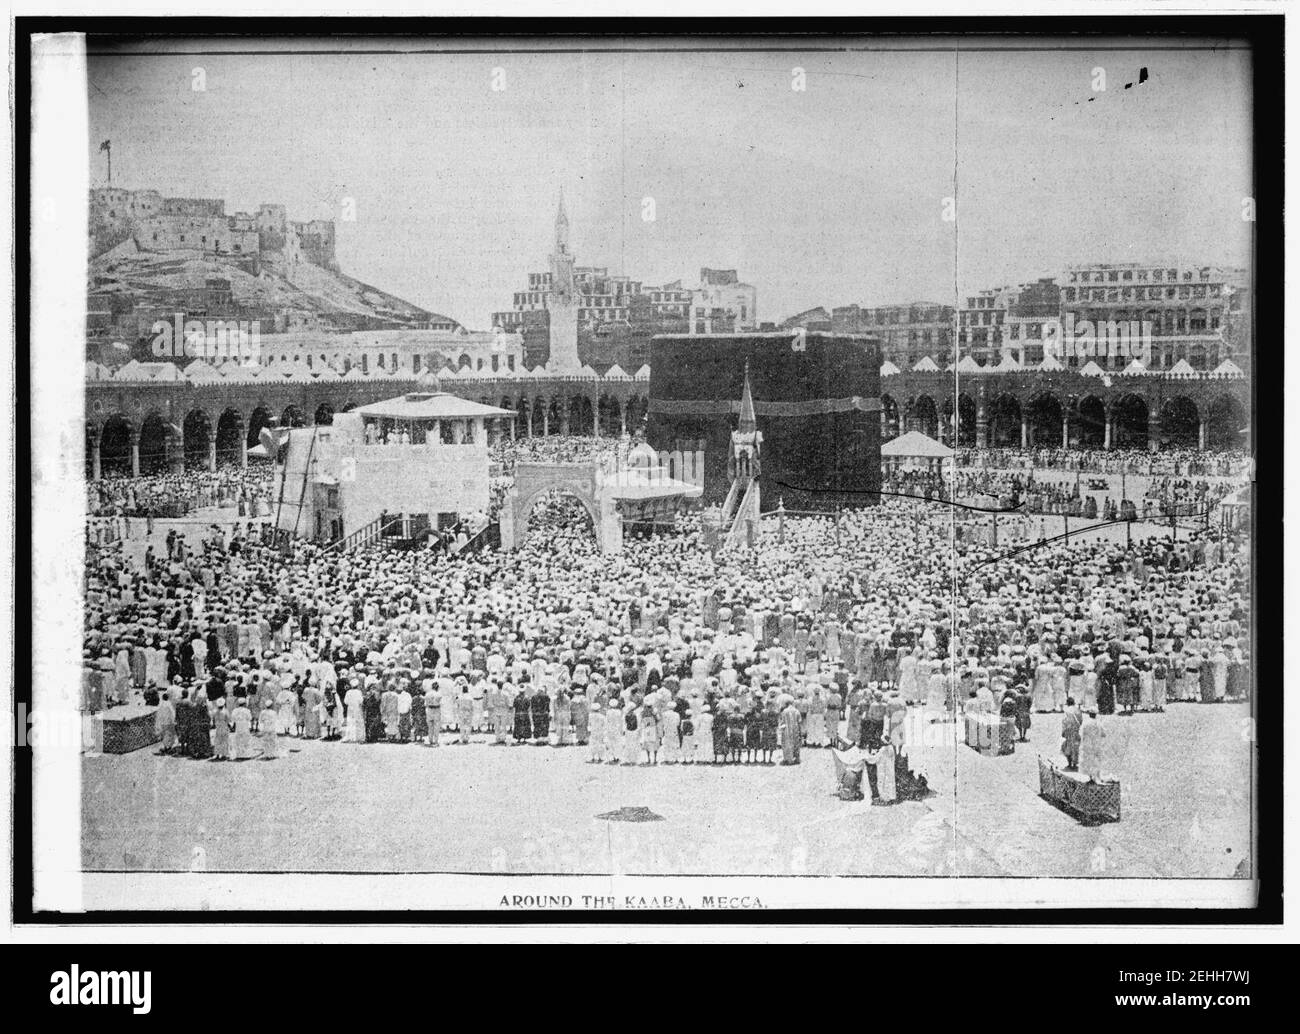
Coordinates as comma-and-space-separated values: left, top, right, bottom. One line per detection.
628, 442, 659, 468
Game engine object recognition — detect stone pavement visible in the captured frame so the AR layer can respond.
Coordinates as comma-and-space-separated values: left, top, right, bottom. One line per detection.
81, 701, 1253, 879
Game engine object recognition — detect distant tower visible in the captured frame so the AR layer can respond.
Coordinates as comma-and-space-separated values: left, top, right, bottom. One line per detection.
729, 361, 763, 487
546, 188, 581, 371
555, 187, 570, 254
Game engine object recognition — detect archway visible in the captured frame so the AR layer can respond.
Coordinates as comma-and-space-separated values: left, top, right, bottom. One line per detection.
1075, 396, 1106, 449
598, 394, 622, 436
314, 402, 335, 426
216, 409, 244, 466
99, 414, 133, 476
182, 409, 212, 470
1112, 394, 1149, 451
912, 395, 939, 439
138, 412, 173, 475
956, 393, 976, 447
568, 395, 594, 436
1205, 395, 1247, 450
522, 487, 598, 544
247, 406, 273, 449
1026, 393, 1064, 448
988, 393, 1022, 448
281, 404, 306, 428
548, 398, 563, 436
1161, 396, 1200, 449
626, 392, 647, 431
880, 394, 900, 441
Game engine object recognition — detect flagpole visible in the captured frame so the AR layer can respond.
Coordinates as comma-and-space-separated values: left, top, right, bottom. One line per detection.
107, 142, 112, 186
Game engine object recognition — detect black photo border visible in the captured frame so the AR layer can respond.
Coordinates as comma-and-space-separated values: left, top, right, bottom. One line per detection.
11, 12, 1284, 928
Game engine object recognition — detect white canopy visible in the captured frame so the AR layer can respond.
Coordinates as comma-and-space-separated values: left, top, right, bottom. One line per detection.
354, 392, 514, 421
880, 430, 954, 459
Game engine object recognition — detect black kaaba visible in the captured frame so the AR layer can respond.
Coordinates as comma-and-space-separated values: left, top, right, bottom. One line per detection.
647, 331, 882, 511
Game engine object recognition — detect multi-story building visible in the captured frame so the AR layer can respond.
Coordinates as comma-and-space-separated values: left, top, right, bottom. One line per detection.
247, 327, 524, 377
832, 302, 955, 367
1060, 262, 1248, 370
88, 187, 340, 272
690, 268, 757, 335
956, 278, 1061, 366
492, 197, 744, 369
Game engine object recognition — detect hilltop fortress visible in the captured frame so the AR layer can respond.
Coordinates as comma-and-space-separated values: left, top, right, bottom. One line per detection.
89, 187, 338, 274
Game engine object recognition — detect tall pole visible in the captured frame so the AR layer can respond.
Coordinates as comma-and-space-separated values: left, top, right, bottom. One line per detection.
106, 142, 112, 186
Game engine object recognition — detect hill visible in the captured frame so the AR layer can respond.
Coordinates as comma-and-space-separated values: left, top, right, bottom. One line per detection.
88, 238, 455, 334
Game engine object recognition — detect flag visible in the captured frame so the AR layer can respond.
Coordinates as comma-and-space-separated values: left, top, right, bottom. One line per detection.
99, 139, 110, 152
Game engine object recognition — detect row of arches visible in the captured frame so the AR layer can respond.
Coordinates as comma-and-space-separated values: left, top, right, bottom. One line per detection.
882, 391, 1247, 451
503, 394, 649, 439
88, 393, 654, 477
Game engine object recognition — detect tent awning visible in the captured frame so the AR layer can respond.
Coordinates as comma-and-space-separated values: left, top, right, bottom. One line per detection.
353, 392, 515, 420
880, 430, 955, 459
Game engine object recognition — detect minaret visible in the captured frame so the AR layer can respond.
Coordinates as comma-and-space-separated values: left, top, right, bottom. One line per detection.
555, 188, 570, 255
546, 187, 581, 371
737, 361, 757, 435
729, 360, 763, 490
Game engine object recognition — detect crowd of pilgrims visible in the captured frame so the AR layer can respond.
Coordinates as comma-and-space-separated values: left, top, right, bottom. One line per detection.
89, 468, 277, 519
488, 432, 646, 474
881, 464, 1240, 521
957, 447, 1251, 479
486, 434, 649, 519
82, 446, 1252, 775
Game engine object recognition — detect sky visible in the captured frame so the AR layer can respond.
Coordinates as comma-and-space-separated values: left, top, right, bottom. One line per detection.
86, 38, 1254, 329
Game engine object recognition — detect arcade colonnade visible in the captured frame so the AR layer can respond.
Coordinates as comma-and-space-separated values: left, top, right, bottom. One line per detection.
879, 373, 1250, 454
84, 369, 1252, 478
84, 375, 654, 478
